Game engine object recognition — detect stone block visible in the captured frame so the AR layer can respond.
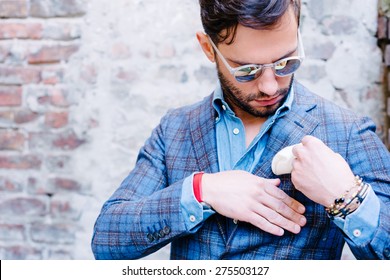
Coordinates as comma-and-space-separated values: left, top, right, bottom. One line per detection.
321, 15, 358, 36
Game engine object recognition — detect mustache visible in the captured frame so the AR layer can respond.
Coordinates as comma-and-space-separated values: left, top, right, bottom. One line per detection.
246, 87, 289, 102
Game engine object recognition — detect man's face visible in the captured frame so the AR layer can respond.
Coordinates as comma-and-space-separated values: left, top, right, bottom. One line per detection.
214, 9, 299, 119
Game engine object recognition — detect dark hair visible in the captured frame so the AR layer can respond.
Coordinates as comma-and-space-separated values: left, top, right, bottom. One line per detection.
199, 0, 301, 45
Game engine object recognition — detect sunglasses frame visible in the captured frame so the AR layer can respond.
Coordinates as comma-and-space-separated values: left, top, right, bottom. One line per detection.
208, 30, 305, 83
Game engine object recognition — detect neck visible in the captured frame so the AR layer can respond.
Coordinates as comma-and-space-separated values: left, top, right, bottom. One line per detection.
228, 103, 267, 147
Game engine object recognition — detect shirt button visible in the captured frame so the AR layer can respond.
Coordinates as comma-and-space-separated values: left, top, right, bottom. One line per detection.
353, 229, 361, 237
189, 215, 196, 222
215, 117, 219, 122
222, 105, 227, 110
233, 128, 240, 135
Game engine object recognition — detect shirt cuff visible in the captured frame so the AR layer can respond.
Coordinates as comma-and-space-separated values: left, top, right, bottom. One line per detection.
180, 173, 215, 233
332, 185, 380, 246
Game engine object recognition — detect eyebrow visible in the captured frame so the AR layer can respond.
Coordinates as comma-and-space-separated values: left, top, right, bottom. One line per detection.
227, 47, 298, 66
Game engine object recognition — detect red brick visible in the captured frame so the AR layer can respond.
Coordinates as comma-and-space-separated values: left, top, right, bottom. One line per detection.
14, 109, 40, 124
0, 246, 43, 260
0, 0, 29, 18
0, 224, 25, 241
45, 111, 69, 128
0, 66, 41, 85
385, 45, 390, 67
30, 0, 86, 18
27, 177, 50, 195
0, 130, 25, 151
29, 130, 85, 151
50, 87, 74, 107
43, 22, 81, 41
45, 155, 71, 172
0, 197, 47, 216
0, 155, 42, 169
28, 44, 80, 64
378, 16, 388, 40
30, 223, 75, 244
48, 178, 82, 192
52, 130, 85, 150
0, 44, 9, 62
48, 249, 72, 260
0, 111, 13, 126
51, 195, 82, 220
0, 23, 43, 40
0, 85, 22, 106
0, 177, 23, 192
41, 67, 65, 85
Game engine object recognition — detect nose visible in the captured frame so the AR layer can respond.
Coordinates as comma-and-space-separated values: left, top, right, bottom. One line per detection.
256, 67, 278, 97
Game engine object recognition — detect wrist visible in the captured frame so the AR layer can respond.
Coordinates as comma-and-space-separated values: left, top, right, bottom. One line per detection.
193, 172, 204, 202
325, 175, 370, 219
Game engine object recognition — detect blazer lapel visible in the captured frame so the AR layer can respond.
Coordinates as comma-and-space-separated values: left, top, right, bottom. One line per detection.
189, 94, 219, 174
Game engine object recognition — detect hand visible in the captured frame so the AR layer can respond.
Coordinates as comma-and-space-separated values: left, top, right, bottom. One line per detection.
291, 135, 355, 207
201, 170, 306, 236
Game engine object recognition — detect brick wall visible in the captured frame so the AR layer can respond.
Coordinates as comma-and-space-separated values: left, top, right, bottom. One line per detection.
0, 0, 386, 260
0, 0, 87, 259
379, 1, 390, 148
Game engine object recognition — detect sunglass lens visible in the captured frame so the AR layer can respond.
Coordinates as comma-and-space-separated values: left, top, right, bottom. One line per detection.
275, 58, 301, 76
234, 66, 260, 82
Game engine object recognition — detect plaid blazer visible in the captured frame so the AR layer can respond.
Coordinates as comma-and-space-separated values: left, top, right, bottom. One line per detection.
91, 81, 390, 260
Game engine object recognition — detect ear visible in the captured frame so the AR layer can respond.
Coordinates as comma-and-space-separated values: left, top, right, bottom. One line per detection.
196, 31, 215, 63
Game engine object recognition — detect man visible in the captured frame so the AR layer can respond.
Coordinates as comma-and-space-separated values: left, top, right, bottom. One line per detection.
91, 0, 390, 259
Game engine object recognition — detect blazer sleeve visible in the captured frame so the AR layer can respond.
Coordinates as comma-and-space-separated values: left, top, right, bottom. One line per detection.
343, 116, 390, 259
91, 113, 202, 259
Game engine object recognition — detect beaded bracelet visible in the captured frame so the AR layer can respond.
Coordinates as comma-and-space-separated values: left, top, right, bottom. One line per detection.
325, 175, 369, 219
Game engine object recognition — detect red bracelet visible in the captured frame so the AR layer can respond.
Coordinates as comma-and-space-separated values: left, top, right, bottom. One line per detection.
193, 172, 204, 202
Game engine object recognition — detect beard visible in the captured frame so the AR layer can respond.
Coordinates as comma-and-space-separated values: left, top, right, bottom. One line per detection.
217, 65, 294, 118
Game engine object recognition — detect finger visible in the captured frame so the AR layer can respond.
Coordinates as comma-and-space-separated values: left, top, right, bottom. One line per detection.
264, 184, 306, 214
262, 177, 281, 186
301, 135, 317, 146
262, 195, 307, 227
292, 143, 303, 158
247, 211, 285, 236
250, 204, 302, 234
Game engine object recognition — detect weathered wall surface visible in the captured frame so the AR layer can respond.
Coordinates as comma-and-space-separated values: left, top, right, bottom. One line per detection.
0, 0, 384, 259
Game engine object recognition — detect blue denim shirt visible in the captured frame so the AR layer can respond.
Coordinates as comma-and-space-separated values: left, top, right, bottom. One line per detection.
181, 84, 380, 246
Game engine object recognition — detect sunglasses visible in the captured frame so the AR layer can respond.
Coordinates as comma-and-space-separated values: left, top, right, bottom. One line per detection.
208, 31, 305, 83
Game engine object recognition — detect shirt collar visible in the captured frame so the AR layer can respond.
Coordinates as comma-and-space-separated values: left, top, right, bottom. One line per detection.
212, 80, 295, 119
